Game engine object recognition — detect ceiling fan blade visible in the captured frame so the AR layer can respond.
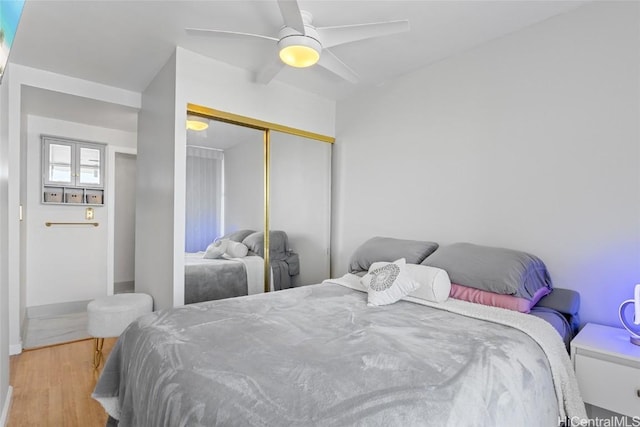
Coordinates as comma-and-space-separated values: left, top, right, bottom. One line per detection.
317, 50, 359, 84
277, 0, 305, 34
255, 58, 286, 85
316, 20, 409, 48
185, 28, 278, 42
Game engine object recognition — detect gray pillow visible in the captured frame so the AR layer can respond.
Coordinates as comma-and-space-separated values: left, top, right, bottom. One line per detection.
242, 230, 290, 260
222, 229, 256, 243
348, 237, 439, 274
421, 242, 552, 300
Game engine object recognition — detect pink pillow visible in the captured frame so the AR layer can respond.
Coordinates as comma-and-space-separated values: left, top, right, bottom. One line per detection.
449, 283, 550, 313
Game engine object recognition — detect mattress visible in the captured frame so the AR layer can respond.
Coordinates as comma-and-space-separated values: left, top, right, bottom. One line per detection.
93, 279, 586, 426
184, 253, 265, 303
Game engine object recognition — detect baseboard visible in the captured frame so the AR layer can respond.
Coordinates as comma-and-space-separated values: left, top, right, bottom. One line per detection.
0, 386, 13, 427
9, 343, 22, 356
26, 300, 91, 319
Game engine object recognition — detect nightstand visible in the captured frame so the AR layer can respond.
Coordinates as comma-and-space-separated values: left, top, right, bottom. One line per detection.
570, 323, 640, 418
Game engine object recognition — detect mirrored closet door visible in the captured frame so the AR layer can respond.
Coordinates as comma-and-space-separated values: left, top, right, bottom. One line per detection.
270, 131, 332, 286
184, 117, 265, 303
184, 105, 334, 303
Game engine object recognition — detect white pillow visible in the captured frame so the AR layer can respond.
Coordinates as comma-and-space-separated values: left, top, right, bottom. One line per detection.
360, 258, 420, 306
368, 261, 451, 303
225, 241, 248, 258
404, 264, 451, 303
203, 239, 228, 259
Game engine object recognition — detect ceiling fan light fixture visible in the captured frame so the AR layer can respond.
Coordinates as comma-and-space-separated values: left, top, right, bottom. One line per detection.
278, 35, 321, 68
186, 115, 209, 131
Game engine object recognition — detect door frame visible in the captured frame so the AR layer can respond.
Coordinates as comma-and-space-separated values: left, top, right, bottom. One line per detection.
106, 146, 137, 295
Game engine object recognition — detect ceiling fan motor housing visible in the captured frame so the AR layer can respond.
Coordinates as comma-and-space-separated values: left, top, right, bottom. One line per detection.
277, 25, 322, 67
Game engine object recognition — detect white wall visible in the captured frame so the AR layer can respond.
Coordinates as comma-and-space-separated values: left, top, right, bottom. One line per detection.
24, 116, 136, 307
0, 66, 12, 426
6, 68, 23, 355
143, 47, 336, 307
333, 1, 639, 327
175, 48, 335, 137
4, 64, 140, 353
135, 52, 178, 311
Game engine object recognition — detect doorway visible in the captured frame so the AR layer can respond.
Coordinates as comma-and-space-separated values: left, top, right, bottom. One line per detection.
114, 153, 136, 294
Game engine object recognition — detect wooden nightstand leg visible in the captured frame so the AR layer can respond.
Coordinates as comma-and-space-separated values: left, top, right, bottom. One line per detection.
93, 337, 104, 369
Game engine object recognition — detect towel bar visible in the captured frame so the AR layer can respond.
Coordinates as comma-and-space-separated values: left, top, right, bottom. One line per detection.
45, 222, 99, 227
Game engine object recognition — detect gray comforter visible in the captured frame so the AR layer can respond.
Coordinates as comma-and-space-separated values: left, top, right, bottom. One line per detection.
94, 283, 561, 427
184, 254, 248, 304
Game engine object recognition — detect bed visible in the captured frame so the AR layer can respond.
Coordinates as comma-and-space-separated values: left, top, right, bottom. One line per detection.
96, 237, 587, 426
184, 229, 300, 304
184, 253, 264, 303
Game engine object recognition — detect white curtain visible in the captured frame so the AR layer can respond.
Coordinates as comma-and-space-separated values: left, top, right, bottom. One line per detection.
185, 146, 223, 252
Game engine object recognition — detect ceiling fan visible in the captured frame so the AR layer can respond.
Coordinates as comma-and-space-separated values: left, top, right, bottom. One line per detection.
186, 0, 409, 85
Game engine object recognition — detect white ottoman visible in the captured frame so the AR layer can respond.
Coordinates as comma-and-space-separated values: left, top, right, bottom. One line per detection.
87, 293, 153, 368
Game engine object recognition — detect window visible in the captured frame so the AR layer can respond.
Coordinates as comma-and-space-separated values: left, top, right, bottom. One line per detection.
42, 136, 106, 205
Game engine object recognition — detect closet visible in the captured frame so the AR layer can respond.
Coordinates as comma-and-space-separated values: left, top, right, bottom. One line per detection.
185, 104, 333, 293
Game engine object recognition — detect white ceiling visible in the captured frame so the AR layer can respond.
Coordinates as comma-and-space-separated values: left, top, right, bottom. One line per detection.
11, 0, 587, 101
20, 84, 265, 145
13, 0, 587, 141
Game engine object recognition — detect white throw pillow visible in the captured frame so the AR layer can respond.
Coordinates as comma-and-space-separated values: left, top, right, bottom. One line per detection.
367, 261, 451, 303
360, 258, 420, 306
404, 264, 451, 303
203, 239, 228, 259
225, 241, 249, 258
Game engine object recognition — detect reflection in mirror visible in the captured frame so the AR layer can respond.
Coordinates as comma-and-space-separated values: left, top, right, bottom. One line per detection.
270, 131, 332, 286
185, 118, 265, 303
48, 143, 72, 184
78, 147, 101, 185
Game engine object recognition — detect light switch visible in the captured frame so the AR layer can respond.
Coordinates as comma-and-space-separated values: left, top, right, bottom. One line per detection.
85, 207, 94, 220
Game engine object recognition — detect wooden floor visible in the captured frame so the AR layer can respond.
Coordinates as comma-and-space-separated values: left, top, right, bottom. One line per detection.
7, 338, 117, 427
